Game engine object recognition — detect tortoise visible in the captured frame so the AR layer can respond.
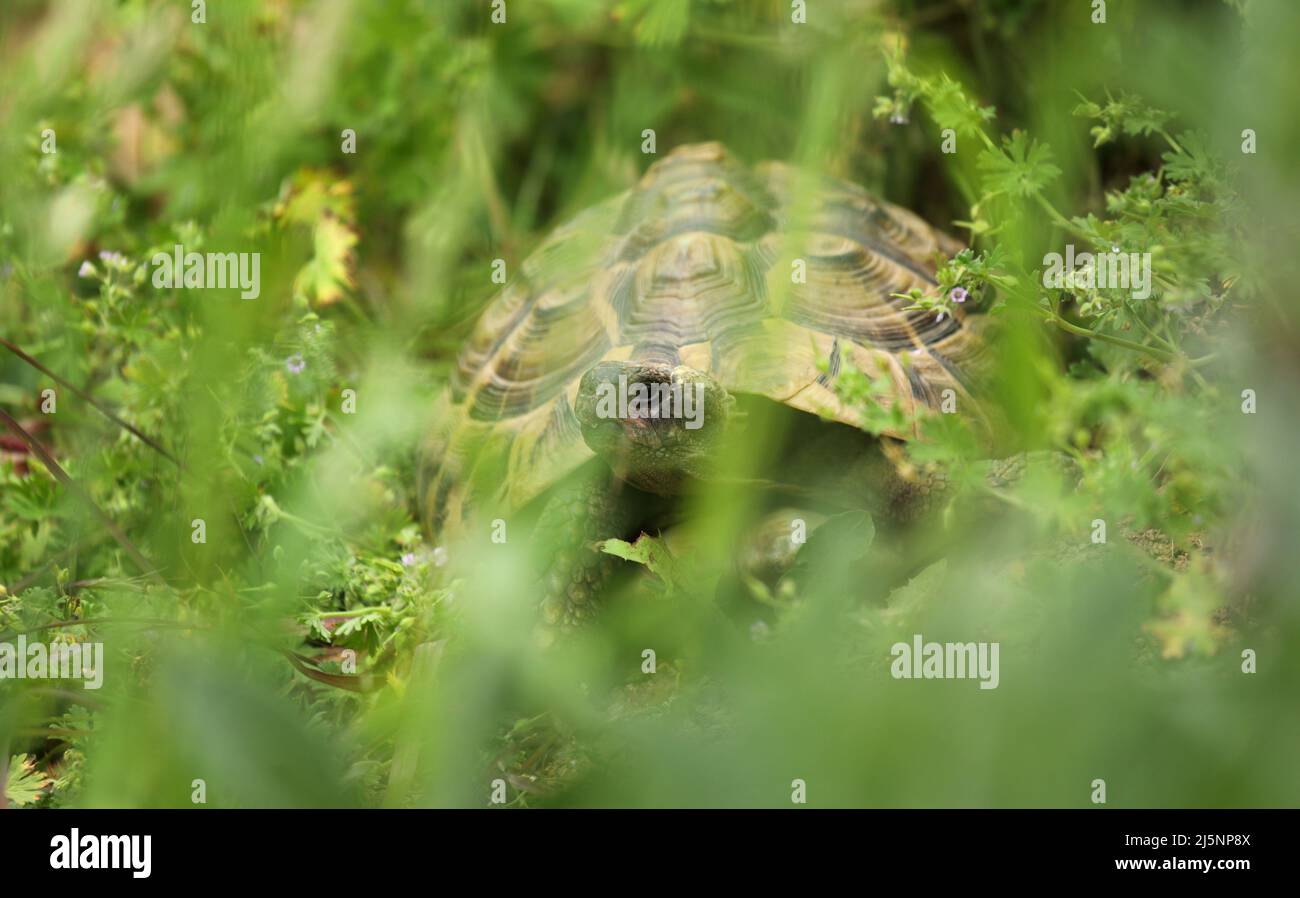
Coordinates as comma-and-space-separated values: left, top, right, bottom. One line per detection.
420, 142, 999, 624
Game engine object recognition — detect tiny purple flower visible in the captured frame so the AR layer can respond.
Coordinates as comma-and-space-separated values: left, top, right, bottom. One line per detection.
286, 354, 306, 375
401, 552, 417, 567
78, 261, 96, 278
935, 311, 946, 323
950, 287, 968, 304
253, 454, 264, 465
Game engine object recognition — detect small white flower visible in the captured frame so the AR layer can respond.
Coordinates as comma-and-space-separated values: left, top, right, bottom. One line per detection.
432, 546, 449, 567
78, 261, 96, 278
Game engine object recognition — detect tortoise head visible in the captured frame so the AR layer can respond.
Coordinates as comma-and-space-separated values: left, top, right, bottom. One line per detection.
574, 361, 734, 495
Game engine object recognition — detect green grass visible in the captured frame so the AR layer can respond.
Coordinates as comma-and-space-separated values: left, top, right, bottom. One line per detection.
1, 0, 1298, 808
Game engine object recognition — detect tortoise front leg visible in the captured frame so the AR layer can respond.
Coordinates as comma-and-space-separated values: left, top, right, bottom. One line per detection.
534, 468, 645, 627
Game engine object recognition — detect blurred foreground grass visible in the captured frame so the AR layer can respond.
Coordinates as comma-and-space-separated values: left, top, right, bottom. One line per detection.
1, 0, 1298, 807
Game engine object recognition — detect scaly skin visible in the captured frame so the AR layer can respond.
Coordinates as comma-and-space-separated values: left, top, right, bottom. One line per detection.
544, 356, 1079, 625
536, 470, 647, 627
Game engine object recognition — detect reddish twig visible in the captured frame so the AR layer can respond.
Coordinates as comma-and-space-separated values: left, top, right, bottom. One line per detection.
0, 335, 177, 465
0, 406, 162, 583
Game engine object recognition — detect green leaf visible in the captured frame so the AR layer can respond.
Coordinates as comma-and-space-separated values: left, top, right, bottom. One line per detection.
977, 130, 1061, 198
884, 559, 948, 620
598, 533, 683, 589
293, 213, 358, 308
1074, 90, 1170, 147
790, 510, 876, 578
5, 754, 51, 806
926, 75, 996, 137
625, 0, 691, 47
1143, 565, 1229, 659
1162, 131, 1221, 186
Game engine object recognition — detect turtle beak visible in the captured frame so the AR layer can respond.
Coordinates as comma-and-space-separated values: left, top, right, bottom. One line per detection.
574, 361, 732, 492
576, 362, 721, 434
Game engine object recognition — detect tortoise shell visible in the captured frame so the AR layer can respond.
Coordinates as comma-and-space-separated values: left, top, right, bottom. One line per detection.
422, 142, 988, 535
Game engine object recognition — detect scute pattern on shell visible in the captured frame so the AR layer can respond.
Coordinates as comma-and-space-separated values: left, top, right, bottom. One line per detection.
422, 142, 989, 534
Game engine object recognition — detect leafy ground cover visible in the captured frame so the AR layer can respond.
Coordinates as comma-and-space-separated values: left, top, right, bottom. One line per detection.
1, 0, 1297, 808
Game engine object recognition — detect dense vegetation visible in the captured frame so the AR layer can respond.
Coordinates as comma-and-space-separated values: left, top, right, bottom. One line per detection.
2, 0, 1297, 807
